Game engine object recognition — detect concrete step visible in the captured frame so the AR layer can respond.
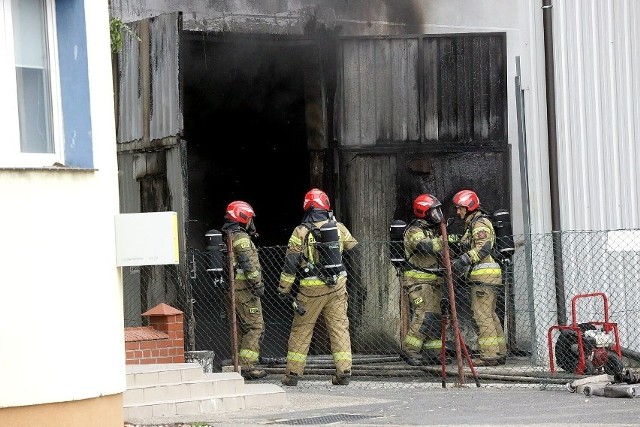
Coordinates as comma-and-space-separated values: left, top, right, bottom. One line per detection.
123, 363, 286, 420
124, 372, 246, 405
126, 363, 205, 387
124, 383, 286, 419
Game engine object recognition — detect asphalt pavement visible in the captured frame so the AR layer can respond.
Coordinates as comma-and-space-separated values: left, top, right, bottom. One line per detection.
125, 378, 640, 427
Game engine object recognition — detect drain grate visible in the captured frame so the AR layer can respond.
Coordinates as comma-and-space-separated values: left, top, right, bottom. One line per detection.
268, 413, 379, 425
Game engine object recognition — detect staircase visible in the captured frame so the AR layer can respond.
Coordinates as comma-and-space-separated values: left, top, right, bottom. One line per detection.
124, 363, 286, 420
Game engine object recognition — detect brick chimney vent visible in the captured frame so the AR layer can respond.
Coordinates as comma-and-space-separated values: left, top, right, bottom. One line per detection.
142, 303, 183, 317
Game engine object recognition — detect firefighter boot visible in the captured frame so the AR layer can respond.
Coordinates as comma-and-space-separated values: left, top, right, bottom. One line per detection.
241, 367, 268, 380
400, 349, 423, 366
471, 357, 500, 367
281, 372, 299, 387
422, 350, 450, 366
332, 370, 351, 386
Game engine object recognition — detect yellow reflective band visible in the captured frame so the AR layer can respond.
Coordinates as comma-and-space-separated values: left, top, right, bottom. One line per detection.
404, 334, 423, 348
412, 297, 424, 305
236, 273, 247, 280
470, 268, 502, 276
280, 273, 296, 284
403, 270, 438, 280
300, 278, 326, 286
478, 336, 506, 346
246, 271, 259, 279
333, 351, 352, 362
239, 349, 259, 362
289, 235, 302, 246
423, 340, 443, 349
474, 262, 501, 269
432, 238, 442, 252
287, 351, 307, 363
233, 237, 251, 249
249, 307, 259, 314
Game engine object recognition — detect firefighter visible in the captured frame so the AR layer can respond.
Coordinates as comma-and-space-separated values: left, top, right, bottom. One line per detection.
278, 188, 359, 386
451, 190, 507, 366
221, 200, 267, 379
400, 194, 448, 366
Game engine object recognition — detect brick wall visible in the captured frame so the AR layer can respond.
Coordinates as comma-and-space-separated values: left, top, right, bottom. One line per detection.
124, 303, 185, 364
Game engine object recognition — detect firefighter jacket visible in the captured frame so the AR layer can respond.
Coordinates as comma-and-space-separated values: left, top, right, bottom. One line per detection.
460, 211, 502, 285
278, 210, 358, 297
221, 221, 262, 292
402, 219, 444, 287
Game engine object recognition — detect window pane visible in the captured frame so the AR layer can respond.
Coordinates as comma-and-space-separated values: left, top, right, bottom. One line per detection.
15, 67, 53, 153
12, 0, 54, 153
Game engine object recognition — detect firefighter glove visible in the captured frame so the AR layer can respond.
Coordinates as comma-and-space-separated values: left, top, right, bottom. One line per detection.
446, 234, 462, 256
251, 282, 265, 297
277, 289, 290, 300
451, 253, 471, 276
447, 234, 461, 244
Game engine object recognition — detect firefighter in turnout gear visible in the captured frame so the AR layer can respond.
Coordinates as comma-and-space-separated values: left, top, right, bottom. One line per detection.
221, 201, 267, 380
400, 194, 447, 366
451, 190, 507, 366
278, 189, 359, 386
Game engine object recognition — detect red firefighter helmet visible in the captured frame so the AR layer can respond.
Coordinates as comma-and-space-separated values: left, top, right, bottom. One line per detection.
303, 188, 331, 211
453, 190, 480, 212
413, 194, 443, 224
225, 200, 255, 224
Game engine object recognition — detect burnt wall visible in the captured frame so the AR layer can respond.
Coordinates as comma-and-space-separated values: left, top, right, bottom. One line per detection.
111, 0, 424, 36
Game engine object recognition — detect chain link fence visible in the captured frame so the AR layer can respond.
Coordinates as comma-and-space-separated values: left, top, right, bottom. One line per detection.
123, 229, 640, 386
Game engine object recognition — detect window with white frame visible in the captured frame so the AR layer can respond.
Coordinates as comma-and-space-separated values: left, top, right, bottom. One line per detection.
0, 0, 63, 167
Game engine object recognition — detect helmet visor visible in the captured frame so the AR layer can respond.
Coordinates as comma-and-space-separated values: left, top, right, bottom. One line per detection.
428, 206, 443, 224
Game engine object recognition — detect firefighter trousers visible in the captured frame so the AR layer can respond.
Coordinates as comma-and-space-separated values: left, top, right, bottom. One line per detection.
285, 284, 352, 377
234, 287, 264, 368
403, 282, 443, 355
470, 283, 507, 359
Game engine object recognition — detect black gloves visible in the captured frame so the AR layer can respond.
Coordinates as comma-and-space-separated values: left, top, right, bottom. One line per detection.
277, 287, 291, 301
278, 291, 289, 300
277, 290, 306, 315
451, 253, 471, 277
251, 282, 265, 297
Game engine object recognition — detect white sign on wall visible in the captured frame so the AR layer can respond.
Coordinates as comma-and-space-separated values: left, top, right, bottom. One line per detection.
115, 212, 180, 266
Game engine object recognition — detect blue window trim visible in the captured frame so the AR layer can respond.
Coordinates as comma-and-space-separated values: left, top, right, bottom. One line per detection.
55, 0, 93, 168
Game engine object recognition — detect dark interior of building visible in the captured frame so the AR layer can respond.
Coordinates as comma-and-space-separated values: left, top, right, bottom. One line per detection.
182, 34, 313, 249
181, 34, 320, 359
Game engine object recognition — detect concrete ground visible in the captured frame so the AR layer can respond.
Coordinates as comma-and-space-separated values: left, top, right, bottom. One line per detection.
124, 378, 640, 427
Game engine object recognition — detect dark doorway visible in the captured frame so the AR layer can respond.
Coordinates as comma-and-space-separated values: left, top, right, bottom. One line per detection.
181, 34, 318, 360
182, 34, 313, 248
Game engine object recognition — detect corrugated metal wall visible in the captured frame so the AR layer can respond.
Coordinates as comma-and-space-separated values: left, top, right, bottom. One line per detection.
423, 35, 507, 143
521, 0, 640, 363
339, 37, 420, 146
553, 0, 640, 230
150, 14, 182, 141
118, 21, 143, 143
117, 13, 182, 144
344, 155, 400, 345
337, 35, 509, 346
339, 34, 508, 146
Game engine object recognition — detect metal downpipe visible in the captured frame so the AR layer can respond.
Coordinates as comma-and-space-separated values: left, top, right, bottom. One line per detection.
542, 0, 567, 325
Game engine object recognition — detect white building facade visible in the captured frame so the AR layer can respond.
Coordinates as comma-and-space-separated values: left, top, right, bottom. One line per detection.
0, 1, 124, 425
